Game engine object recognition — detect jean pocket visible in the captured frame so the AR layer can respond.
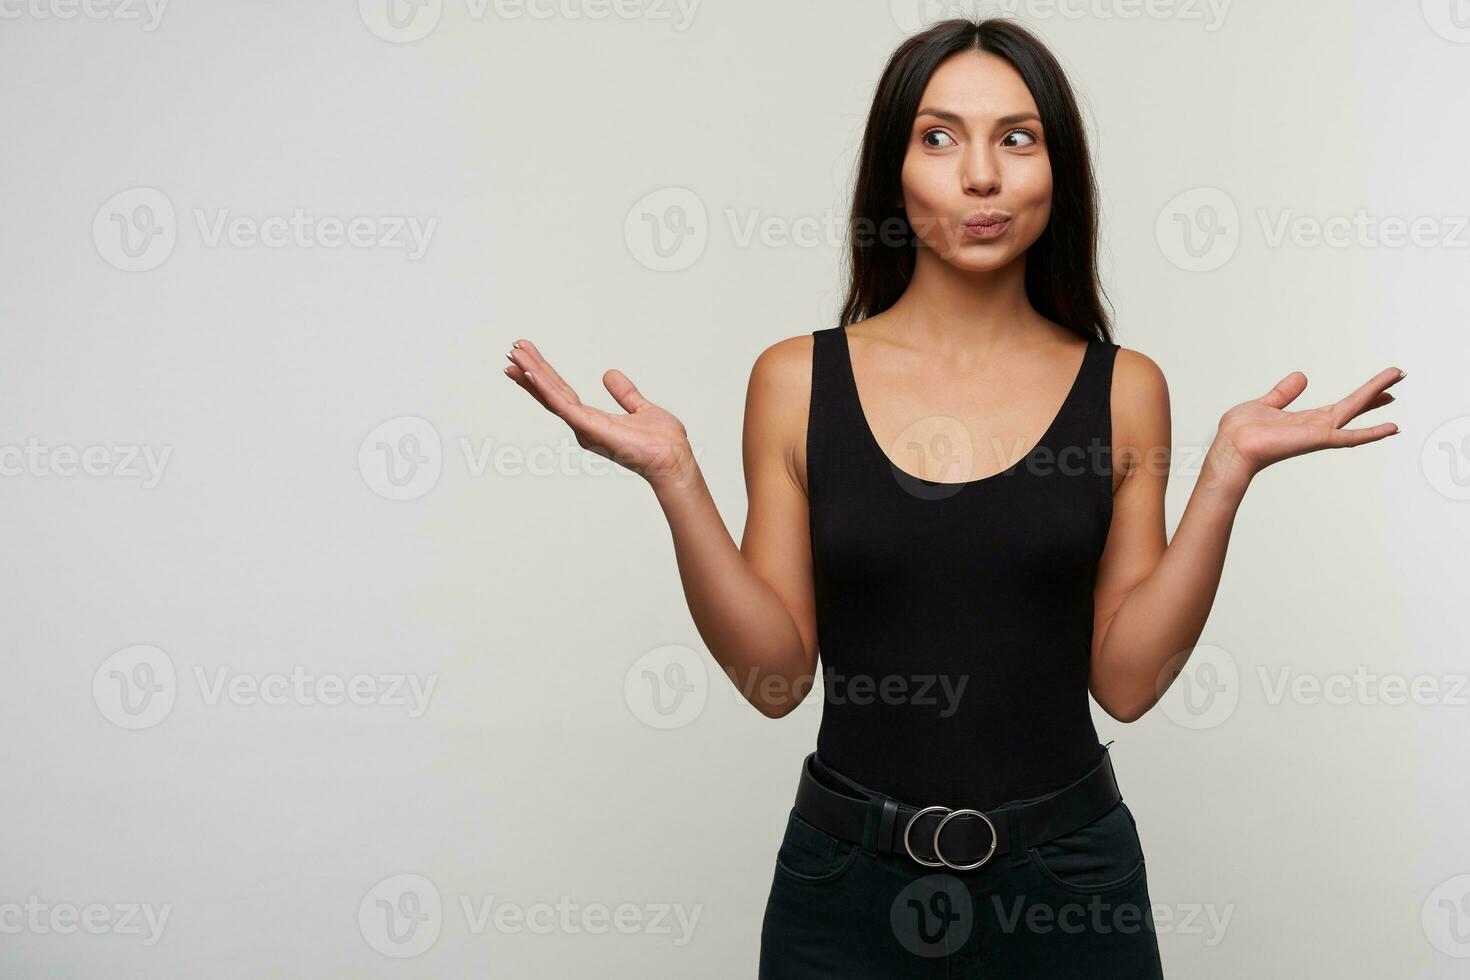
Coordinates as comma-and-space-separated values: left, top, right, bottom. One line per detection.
773, 808, 861, 885
1027, 800, 1146, 895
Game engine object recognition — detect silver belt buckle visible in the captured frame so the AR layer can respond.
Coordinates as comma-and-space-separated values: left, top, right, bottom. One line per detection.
902, 805, 998, 871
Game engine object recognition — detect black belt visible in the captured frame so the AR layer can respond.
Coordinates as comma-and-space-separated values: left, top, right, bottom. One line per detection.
793, 742, 1122, 872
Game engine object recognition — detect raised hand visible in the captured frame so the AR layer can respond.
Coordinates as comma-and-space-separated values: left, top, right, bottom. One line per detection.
1206, 365, 1404, 490
504, 338, 697, 490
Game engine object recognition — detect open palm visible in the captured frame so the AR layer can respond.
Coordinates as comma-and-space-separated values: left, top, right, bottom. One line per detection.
504, 338, 694, 488
1211, 365, 1403, 484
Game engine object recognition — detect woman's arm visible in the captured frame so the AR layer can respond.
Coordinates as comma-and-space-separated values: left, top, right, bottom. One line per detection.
505, 336, 818, 718
1088, 351, 1402, 722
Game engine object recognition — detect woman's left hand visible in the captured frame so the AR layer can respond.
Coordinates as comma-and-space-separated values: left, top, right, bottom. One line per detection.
1204, 365, 1404, 492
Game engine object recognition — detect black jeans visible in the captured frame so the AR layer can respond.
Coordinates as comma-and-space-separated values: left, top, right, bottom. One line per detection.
758, 755, 1166, 978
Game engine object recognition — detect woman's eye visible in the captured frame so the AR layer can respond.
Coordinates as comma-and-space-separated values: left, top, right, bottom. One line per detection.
921, 129, 956, 149
1002, 129, 1039, 148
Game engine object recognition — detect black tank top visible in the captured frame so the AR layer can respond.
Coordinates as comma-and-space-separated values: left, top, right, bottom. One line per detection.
806, 323, 1119, 811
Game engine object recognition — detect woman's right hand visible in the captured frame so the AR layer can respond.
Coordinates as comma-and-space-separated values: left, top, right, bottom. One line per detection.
504, 338, 697, 493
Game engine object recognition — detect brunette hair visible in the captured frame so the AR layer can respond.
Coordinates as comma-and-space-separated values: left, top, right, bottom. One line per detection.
838, 18, 1112, 344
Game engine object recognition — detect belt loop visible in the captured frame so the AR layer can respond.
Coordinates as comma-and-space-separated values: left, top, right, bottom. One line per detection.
860, 796, 884, 857
1007, 803, 1030, 867
877, 798, 900, 854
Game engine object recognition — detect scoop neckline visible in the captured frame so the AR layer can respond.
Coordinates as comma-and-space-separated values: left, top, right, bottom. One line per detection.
836, 322, 1094, 490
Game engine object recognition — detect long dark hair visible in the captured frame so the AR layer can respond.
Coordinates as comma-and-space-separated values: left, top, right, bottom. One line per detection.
838, 18, 1112, 344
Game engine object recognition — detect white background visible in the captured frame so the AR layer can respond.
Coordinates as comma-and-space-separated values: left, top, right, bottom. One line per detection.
1, 0, 1467, 976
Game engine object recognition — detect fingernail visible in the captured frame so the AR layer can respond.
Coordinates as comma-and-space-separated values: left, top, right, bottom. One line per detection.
513, 341, 522, 349
526, 371, 536, 383
1397, 369, 1406, 381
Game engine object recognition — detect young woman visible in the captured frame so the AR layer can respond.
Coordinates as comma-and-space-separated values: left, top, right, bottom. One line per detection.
503, 17, 1402, 978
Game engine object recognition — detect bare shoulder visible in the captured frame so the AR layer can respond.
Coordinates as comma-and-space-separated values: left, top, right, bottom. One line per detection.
743, 332, 820, 485
746, 332, 817, 423
748, 332, 816, 391
1109, 346, 1171, 475
1112, 346, 1169, 409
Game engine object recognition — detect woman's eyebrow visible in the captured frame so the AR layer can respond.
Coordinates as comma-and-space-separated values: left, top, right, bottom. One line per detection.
914, 107, 1042, 128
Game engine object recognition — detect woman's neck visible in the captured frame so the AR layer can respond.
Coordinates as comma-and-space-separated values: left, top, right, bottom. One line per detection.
877, 247, 1047, 354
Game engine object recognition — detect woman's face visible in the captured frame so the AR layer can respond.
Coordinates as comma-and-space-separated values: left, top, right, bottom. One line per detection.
899, 50, 1052, 272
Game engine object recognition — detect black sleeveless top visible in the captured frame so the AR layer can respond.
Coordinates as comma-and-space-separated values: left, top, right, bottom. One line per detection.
806, 324, 1119, 811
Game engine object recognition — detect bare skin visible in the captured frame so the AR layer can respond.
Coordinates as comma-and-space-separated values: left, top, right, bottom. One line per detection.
504, 50, 1403, 721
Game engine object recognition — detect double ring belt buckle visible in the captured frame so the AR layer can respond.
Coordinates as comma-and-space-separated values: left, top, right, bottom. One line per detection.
901, 805, 998, 871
